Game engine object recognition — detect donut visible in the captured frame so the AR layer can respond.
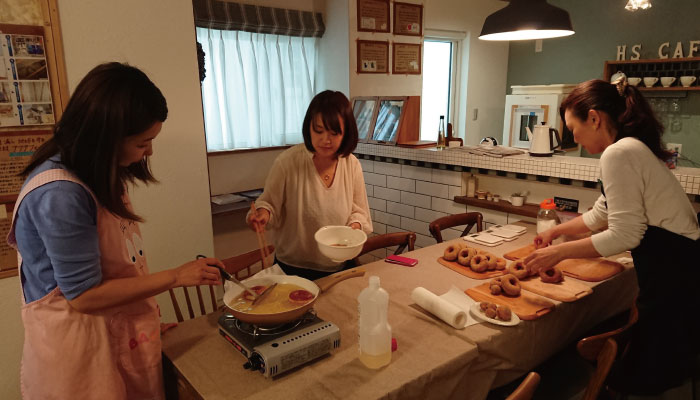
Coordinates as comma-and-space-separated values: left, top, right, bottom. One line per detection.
457, 248, 476, 266
484, 254, 498, 271
507, 260, 529, 280
539, 266, 563, 283
485, 307, 497, 319
496, 305, 512, 321
443, 244, 459, 261
470, 254, 489, 273
480, 302, 491, 311
500, 274, 521, 297
495, 258, 507, 270
489, 284, 502, 295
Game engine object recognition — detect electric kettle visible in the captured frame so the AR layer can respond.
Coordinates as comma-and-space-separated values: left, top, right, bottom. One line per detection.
526, 122, 561, 156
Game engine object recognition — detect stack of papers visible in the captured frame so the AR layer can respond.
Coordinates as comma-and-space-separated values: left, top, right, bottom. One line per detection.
463, 224, 527, 246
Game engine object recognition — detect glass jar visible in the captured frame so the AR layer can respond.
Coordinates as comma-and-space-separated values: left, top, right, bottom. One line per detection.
537, 198, 560, 234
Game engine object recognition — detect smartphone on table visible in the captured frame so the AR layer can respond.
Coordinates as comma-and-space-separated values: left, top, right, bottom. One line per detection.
385, 254, 419, 267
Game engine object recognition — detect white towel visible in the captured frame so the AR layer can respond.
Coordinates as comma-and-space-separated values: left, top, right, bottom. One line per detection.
411, 286, 480, 329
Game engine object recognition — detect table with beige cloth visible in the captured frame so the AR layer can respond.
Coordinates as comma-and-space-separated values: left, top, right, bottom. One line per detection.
161, 223, 638, 400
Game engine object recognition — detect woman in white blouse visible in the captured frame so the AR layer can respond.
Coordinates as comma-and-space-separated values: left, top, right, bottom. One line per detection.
247, 91, 372, 280
524, 78, 700, 396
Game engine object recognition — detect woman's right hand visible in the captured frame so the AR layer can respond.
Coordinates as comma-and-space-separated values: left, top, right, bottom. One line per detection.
534, 228, 559, 249
173, 257, 223, 287
247, 207, 270, 232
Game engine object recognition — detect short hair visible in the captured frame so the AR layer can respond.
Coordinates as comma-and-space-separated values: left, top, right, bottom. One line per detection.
23, 62, 168, 221
302, 90, 358, 158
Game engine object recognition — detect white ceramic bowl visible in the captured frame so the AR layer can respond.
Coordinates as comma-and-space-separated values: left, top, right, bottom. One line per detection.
314, 226, 367, 263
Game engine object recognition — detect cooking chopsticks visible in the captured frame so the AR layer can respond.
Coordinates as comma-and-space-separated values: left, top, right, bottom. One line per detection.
250, 202, 271, 270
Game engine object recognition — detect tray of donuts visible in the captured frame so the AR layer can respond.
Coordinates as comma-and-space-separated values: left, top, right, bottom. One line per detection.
507, 260, 593, 302
465, 273, 555, 321
437, 242, 508, 279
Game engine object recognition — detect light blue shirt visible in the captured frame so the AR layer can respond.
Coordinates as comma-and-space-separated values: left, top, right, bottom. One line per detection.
15, 156, 101, 303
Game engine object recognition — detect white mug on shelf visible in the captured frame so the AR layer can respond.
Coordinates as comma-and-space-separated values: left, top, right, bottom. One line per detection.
643, 77, 659, 87
627, 77, 642, 86
680, 76, 697, 87
510, 196, 524, 206
660, 77, 676, 87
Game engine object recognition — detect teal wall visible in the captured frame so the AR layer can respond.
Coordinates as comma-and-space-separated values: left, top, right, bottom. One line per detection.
506, 0, 700, 166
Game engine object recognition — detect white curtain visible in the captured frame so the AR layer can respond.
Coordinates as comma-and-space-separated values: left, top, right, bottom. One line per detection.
197, 27, 318, 151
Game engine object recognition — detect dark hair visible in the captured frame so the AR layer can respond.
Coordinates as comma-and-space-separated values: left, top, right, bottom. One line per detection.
302, 90, 358, 157
22, 62, 168, 221
560, 79, 671, 160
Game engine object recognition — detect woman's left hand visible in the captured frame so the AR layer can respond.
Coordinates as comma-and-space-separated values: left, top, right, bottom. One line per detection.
349, 222, 361, 230
524, 245, 564, 275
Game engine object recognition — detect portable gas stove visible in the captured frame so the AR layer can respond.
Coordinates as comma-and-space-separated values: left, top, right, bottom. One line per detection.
218, 310, 340, 378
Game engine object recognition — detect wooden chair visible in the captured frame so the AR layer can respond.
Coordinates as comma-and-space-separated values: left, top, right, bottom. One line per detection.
505, 371, 540, 400
168, 245, 274, 322
428, 212, 483, 243
576, 298, 638, 363
581, 338, 618, 400
355, 232, 416, 264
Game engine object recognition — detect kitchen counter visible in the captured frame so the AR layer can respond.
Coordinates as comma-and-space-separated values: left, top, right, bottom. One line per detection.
161, 223, 637, 399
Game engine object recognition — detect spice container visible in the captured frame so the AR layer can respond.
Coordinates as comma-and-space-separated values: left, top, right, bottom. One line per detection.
475, 190, 487, 200
537, 198, 561, 234
493, 194, 500, 202
486, 192, 493, 201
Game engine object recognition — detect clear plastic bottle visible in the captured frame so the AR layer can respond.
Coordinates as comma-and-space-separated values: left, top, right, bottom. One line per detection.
466, 174, 477, 198
537, 198, 561, 234
358, 276, 392, 369
437, 115, 446, 150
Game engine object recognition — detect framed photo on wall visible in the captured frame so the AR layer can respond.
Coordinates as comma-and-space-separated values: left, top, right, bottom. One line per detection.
370, 96, 407, 145
393, 2, 423, 36
392, 42, 421, 75
357, 0, 390, 33
352, 96, 379, 142
357, 40, 389, 74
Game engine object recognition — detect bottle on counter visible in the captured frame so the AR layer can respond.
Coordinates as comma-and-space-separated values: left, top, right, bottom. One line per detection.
358, 276, 392, 369
537, 198, 561, 234
466, 174, 477, 198
437, 115, 446, 150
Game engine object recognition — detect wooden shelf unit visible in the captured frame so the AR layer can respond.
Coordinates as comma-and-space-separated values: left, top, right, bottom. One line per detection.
604, 57, 700, 91
453, 196, 540, 218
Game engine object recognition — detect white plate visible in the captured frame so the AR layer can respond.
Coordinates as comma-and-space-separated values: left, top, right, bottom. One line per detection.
500, 224, 527, 233
486, 227, 523, 239
463, 232, 504, 245
469, 302, 521, 326
463, 235, 503, 247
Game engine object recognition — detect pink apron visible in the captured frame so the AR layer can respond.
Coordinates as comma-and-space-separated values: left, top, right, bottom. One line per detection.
8, 169, 164, 400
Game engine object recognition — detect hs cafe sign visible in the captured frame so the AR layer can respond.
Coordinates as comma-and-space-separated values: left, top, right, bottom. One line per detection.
616, 40, 700, 60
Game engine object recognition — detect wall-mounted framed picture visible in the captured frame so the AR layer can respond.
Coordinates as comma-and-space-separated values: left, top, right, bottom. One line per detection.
370, 96, 407, 145
357, 40, 389, 74
392, 42, 421, 75
352, 96, 379, 142
393, 2, 423, 36
357, 0, 390, 33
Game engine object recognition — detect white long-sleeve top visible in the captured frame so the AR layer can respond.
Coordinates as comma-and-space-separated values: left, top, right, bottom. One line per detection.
583, 137, 700, 256
251, 144, 373, 271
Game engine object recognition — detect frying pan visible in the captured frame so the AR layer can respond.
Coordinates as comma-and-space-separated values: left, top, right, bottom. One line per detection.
223, 267, 366, 326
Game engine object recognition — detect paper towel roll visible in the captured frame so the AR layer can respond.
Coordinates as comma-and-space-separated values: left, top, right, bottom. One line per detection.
411, 287, 468, 329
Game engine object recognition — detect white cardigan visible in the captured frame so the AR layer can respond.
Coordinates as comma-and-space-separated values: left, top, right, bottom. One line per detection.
251, 144, 373, 271
583, 137, 700, 256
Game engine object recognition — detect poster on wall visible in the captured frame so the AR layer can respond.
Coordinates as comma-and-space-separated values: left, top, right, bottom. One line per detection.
0, 31, 54, 127
0, 203, 17, 279
0, 130, 52, 202
357, 0, 390, 33
392, 42, 421, 74
393, 2, 423, 36
357, 40, 389, 74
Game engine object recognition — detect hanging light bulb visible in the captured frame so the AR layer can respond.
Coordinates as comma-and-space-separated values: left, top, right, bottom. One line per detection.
625, 0, 652, 11
478, 0, 574, 41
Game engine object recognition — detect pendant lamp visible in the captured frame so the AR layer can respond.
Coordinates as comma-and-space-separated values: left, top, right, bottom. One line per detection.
625, 0, 651, 11
479, 0, 575, 41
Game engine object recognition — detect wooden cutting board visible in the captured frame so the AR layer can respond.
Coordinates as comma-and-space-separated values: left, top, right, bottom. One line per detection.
465, 283, 554, 320
518, 276, 593, 302
503, 244, 535, 261
556, 258, 625, 282
437, 257, 505, 280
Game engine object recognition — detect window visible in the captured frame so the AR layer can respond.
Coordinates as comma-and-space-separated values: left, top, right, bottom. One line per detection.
420, 39, 455, 141
197, 28, 318, 151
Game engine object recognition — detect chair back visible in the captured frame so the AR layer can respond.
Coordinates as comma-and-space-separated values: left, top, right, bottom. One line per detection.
505, 371, 540, 400
355, 232, 416, 264
428, 212, 483, 243
576, 298, 638, 363
168, 245, 274, 322
582, 338, 618, 400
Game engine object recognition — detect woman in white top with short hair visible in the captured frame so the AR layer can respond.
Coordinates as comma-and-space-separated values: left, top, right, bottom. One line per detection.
247, 91, 372, 280
524, 78, 700, 396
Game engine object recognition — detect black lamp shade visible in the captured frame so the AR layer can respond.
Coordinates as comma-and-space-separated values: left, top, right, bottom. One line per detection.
479, 0, 574, 41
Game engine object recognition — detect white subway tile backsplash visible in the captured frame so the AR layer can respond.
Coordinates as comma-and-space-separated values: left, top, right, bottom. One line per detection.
416, 181, 450, 199
387, 176, 416, 192
402, 164, 432, 181
432, 197, 467, 215
374, 210, 401, 227
466, 206, 508, 225
386, 201, 415, 218
441, 228, 465, 241
374, 162, 402, 177
401, 191, 432, 208
374, 186, 401, 202
363, 172, 386, 187
401, 217, 431, 236
359, 159, 373, 173
414, 207, 447, 223
386, 225, 404, 234
367, 197, 386, 212
432, 169, 463, 186
372, 221, 387, 234
366, 184, 373, 197
449, 185, 462, 200
414, 232, 436, 248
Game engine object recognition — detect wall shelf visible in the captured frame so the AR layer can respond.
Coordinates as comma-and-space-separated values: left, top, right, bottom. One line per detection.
453, 196, 540, 218
604, 56, 700, 91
